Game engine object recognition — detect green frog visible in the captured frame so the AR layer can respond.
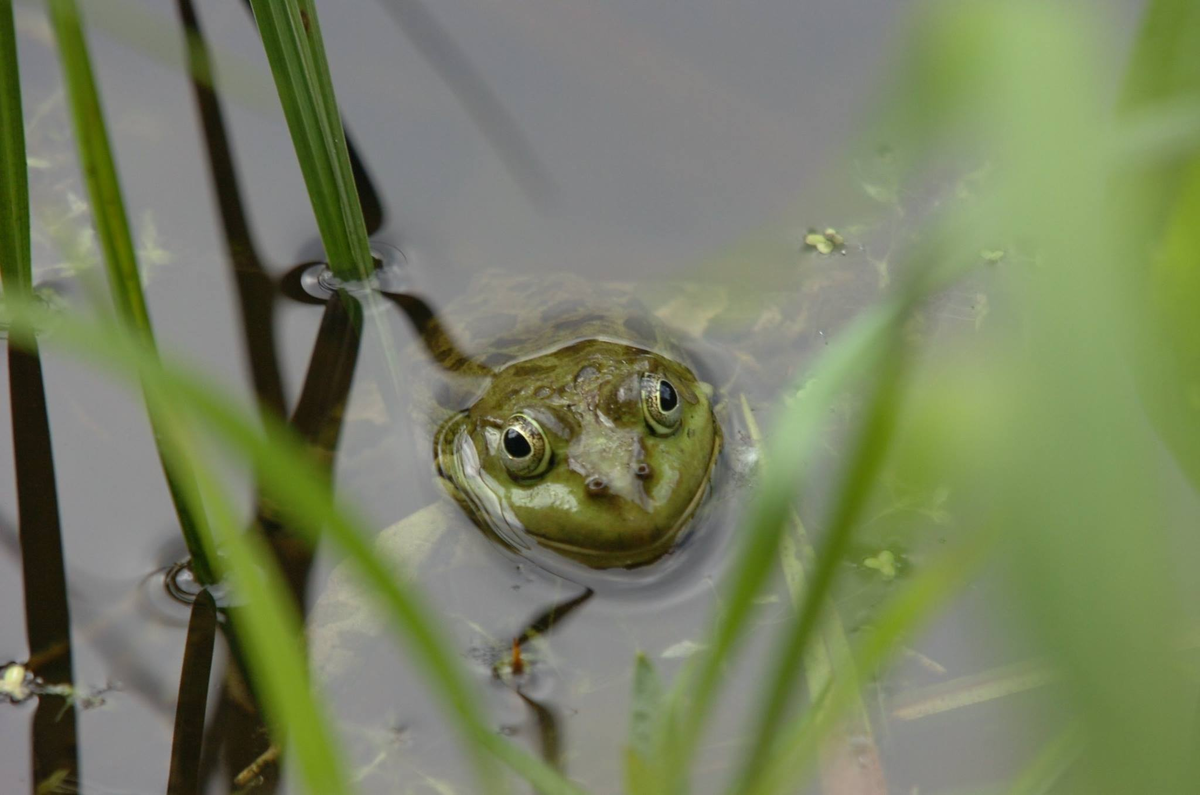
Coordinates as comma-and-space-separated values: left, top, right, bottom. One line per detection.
310, 271, 738, 684
421, 273, 721, 569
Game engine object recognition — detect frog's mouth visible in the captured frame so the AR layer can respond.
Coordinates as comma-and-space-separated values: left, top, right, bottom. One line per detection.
525, 420, 723, 568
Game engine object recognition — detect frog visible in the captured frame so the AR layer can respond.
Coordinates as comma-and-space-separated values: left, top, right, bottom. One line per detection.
419, 273, 722, 570
310, 271, 734, 686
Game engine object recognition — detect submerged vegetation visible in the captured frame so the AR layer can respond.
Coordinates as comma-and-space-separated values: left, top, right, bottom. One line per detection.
2, 0, 1200, 793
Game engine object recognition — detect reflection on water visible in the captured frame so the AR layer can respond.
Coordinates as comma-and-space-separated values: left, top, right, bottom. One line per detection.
0, 0, 1046, 793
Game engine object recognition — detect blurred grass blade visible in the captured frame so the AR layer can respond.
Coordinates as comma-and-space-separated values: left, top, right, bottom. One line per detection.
750, 536, 988, 795
154, 411, 356, 795
1119, 0, 1200, 492
476, 734, 589, 795
658, 273, 950, 792
777, 528, 886, 795
1111, 99, 1200, 165
46, 0, 217, 584
1142, 158, 1200, 490
246, 0, 372, 281
730, 334, 908, 795
0, 296, 586, 795
1120, 0, 1200, 112
625, 652, 665, 795
660, 301, 899, 781
1005, 723, 1083, 795
877, 2, 1197, 791
743, 394, 886, 795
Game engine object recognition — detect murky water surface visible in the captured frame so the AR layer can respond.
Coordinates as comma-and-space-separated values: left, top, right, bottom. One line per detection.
0, 1, 1145, 793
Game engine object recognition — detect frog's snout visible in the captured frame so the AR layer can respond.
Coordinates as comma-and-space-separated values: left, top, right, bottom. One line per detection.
581, 462, 653, 501
576, 463, 653, 512
582, 461, 654, 497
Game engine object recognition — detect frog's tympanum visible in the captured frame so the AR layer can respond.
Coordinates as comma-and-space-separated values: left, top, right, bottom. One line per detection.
417, 275, 722, 569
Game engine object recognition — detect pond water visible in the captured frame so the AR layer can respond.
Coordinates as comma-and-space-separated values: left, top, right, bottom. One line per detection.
0, 1, 1146, 794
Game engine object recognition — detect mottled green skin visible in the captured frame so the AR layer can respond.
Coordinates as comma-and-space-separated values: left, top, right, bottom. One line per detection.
418, 273, 721, 568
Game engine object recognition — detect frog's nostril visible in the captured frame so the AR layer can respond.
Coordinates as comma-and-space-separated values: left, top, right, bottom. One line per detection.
634, 463, 652, 479
586, 476, 608, 495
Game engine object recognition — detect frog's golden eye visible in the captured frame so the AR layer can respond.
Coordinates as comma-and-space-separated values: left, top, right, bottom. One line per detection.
641, 374, 682, 436
500, 413, 552, 478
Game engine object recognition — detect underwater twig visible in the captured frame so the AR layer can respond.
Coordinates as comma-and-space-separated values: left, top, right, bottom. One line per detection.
890, 660, 1058, 722
233, 743, 281, 789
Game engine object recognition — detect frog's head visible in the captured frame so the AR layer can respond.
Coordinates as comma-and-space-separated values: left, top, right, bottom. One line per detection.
435, 339, 721, 568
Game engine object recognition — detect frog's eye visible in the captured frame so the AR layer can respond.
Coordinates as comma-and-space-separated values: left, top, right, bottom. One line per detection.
500, 414, 552, 478
641, 374, 682, 436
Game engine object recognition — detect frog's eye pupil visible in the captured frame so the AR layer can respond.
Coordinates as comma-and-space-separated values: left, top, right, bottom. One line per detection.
500, 414, 552, 479
504, 428, 532, 459
658, 380, 678, 412
641, 373, 683, 436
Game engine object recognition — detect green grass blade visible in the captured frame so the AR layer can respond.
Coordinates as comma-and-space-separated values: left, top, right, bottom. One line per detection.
625, 652, 665, 795
1120, 0, 1200, 112
1004, 724, 1083, 795
47, 0, 151, 334
657, 295, 909, 792
739, 393, 886, 794
729, 333, 908, 795
0, 296, 585, 795
45, 0, 217, 585
476, 734, 590, 795
151, 409, 356, 795
246, 0, 372, 282
0, 0, 30, 294
749, 536, 989, 795
1141, 156, 1200, 489
868, 3, 1198, 790
656, 220, 980, 790
244, 0, 410, 413
1123, 0, 1200, 492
